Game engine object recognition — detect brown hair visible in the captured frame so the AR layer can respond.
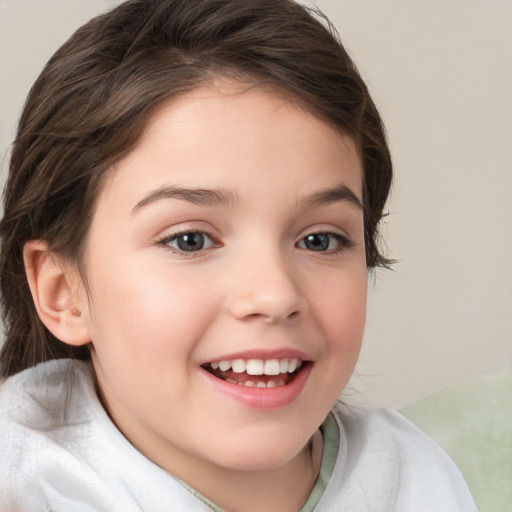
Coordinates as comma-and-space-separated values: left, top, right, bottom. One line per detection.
0, 0, 392, 378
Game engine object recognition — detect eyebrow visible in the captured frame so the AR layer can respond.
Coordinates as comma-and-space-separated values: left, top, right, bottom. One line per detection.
132, 186, 238, 213
132, 183, 363, 213
301, 184, 364, 211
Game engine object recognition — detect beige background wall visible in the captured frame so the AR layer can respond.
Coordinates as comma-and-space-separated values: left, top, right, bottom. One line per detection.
1, 0, 511, 407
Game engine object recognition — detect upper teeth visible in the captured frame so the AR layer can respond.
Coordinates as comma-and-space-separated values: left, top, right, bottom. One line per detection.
210, 358, 302, 375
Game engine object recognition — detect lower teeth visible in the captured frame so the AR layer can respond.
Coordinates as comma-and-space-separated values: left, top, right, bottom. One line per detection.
225, 378, 286, 388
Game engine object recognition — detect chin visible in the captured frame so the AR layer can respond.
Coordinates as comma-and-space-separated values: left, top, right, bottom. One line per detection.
207, 431, 311, 473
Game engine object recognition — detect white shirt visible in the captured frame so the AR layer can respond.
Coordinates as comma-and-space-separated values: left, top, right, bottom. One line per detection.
0, 359, 477, 511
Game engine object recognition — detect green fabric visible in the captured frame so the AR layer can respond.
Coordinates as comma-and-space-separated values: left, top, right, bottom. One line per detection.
399, 364, 512, 512
184, 485, 224, 512
175, 412, 339, 511
174, 478, 224, 512
299, 412, 339, 512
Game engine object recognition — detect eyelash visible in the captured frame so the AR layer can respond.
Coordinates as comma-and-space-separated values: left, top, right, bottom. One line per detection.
156, 229, 352, 258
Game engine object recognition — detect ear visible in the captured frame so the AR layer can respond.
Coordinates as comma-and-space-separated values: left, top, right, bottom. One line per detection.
23, 240, 90, 347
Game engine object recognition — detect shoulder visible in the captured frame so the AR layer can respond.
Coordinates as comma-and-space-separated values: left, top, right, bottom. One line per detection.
336, 405, 450, 455
0, 358, 93, 428
0, 359, 209, 511
319, 406, 478, 512
0, 359, 94, 506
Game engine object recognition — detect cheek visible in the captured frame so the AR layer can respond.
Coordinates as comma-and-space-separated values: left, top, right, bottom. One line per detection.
310, 267, 367, 353
86, 265, 222, 415
85, 258, 221, 366
301, 267, 366, 415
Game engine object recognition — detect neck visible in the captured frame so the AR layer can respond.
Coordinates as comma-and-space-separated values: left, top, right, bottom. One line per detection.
181, 429, 323, 512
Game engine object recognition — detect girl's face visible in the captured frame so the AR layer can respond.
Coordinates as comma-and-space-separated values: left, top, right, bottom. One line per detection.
78, 83, 367, 481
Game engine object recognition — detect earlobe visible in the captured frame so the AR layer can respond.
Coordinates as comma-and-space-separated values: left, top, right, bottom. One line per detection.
23, 240, 90, 347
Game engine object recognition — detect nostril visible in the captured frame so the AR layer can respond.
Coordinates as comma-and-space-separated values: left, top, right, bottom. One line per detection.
266, 309, 302, 325
237, 310, 300, 324
287, 310, 301, 321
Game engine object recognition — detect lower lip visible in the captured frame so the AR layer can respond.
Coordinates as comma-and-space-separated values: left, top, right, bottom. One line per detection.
200, 363, 312, 410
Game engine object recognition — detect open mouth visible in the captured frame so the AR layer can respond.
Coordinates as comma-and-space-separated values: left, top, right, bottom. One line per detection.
201, 358, 308, 388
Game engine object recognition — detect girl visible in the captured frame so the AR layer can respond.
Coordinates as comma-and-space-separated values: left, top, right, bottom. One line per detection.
0, 0, 476, 510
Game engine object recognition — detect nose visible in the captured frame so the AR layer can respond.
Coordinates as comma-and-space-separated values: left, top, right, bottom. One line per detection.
227, 249, 308, 324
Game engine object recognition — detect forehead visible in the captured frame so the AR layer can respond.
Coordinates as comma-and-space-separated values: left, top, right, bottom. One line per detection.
98, 83, 363, 212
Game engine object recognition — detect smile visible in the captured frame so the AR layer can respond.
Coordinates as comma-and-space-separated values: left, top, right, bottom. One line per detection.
202, 358, 305, 388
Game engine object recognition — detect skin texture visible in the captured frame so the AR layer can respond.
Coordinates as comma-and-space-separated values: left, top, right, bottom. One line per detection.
27, 83, 367, 511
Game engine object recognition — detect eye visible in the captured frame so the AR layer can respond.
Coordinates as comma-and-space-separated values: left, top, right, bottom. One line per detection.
159, 231, 216, 253
297, 232, 351, 252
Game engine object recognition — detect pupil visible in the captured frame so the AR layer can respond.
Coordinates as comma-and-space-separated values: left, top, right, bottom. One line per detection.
177, 233, 204, 251
306, 234, 329, 251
